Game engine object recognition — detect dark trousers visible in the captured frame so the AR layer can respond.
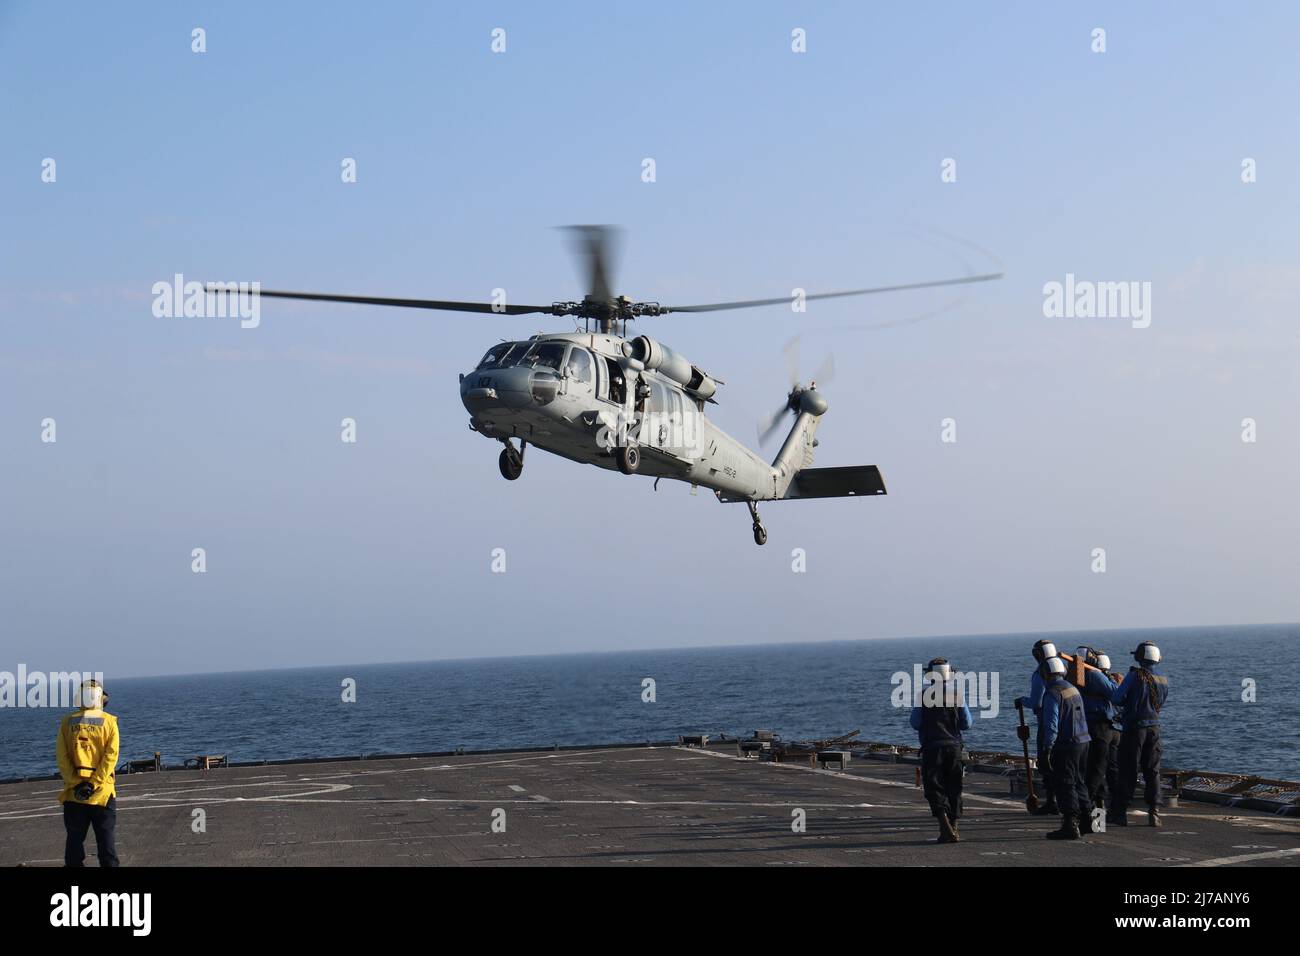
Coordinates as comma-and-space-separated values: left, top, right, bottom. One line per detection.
1035, 726, 1055, 804
1051, 741, 1090, 815
1085, 719, 1120, 809
1118, 725, 1162, 811
63, 796, 119, 868
920, 743, 964, 820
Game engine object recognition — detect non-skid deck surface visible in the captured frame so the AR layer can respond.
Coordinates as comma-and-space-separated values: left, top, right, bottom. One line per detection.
1, 745, 1296, 866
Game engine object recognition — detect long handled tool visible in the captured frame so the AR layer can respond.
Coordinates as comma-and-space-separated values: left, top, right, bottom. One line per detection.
1057, 650, 1123, 687
1015, 701, 1039, 813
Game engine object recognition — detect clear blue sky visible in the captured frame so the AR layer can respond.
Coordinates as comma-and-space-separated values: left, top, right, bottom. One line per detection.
2, 2, 1297, 677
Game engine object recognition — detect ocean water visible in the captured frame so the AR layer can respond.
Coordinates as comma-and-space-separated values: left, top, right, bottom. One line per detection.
2, 624, 1297, 782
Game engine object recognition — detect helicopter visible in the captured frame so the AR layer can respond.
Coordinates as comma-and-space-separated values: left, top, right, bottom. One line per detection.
208, 227, 1000, 545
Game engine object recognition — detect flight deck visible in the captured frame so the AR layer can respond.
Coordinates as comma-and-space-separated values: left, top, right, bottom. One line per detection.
1, 739, 1296, 867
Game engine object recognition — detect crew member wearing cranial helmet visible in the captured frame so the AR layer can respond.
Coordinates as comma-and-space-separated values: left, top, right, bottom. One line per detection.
1013, 639, 1060, 816
1110, 640, 1170, 828
56, 678, 120, 867
909, 658, 972, 845
1039, 655, 1093, 840
1077, 647, 1121, 829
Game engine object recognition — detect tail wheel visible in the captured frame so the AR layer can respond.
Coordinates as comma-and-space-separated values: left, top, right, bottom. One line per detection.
616, 444, 640, 475
498, 448, 523, 481
747, 500, 766, 545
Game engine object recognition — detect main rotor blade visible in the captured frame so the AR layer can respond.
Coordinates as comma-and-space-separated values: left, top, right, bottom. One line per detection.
205, 287, 555, 316
565, 225, 620, 303
663, 271, 1003, 314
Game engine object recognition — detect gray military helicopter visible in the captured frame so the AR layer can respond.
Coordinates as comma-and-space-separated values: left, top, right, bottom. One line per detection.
214, 227, 999, 544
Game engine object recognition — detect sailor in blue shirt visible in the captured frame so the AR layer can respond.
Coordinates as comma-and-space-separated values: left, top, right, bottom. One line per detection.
1111, 641, 1170, 827
910, 657, 973, 845
1039, 655, 1093, 840
1014, 639, 1059, 816
1077, 647, 1121, 829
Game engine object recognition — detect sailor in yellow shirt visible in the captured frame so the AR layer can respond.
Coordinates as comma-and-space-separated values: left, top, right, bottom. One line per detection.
56, 679, 120, 867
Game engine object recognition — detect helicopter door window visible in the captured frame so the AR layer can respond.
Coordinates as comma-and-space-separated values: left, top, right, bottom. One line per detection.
648, 382, 669, 415
669, 389, 691, 448
604, 357, 626, 404
565, 346, 592, 384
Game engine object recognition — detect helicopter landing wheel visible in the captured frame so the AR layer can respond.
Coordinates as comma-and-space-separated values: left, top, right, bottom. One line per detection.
499, 447, 523, 481
616, 444, 640, 475
746, 500, 767, 545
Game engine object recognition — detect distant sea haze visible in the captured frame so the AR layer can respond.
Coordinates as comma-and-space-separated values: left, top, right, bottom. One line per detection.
2, 625, 1296, 782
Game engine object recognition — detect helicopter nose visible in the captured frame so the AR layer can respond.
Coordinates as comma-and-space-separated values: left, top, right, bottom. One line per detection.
460, 366, 533, 413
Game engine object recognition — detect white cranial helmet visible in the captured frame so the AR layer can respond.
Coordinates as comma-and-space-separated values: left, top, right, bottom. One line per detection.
1043, 656, 1067, 678
79, 680, 104, 710
926, 658, 952, 681
1081, 647, 1112, 672
1135, 642, 1161, 664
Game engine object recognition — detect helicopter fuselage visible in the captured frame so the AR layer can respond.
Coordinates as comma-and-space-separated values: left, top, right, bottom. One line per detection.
459, 332, 807, 502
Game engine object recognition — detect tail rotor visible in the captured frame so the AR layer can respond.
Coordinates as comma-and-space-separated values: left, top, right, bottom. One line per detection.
756, 336, 836, 448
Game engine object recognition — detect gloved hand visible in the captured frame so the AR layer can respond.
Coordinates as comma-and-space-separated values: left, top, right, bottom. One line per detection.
1040, 750, 1054, 775
73, 783, 95, 801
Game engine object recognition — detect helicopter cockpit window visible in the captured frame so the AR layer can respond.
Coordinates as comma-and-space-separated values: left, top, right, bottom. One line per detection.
565, 346, 592, 383
477, 342, 523, 369
515, 342, 566, 371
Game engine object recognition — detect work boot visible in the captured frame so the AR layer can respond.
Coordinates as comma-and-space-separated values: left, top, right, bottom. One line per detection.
1108, 808, 1128, 827
948, 814, 961, 842
1147, 807, 1161, 828
937, 814, 958, 844
1045, 815, 1081, 840
1078, 811, 1093, 835
1042, 796, 1060, 816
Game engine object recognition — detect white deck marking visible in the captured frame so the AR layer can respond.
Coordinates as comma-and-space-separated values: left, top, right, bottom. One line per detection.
1179, 847, 1300, 867
672, 746, 1026, 809
295, 749, 614, 781
0, 781, 354, 821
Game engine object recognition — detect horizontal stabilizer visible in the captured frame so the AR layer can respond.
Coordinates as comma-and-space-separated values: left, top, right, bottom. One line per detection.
786, 465, 886, 499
